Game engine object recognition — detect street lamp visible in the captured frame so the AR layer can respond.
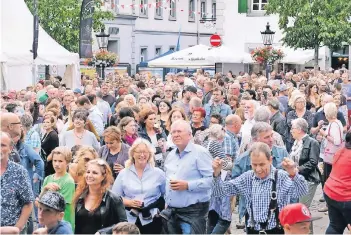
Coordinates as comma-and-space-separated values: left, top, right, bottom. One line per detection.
95, 27, 110, 79
261, 22, 275, 78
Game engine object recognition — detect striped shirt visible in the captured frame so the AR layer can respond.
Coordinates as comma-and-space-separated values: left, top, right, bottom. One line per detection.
212, 167, 308, 231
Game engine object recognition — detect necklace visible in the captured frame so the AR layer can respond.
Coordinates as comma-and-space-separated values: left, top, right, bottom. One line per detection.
74, 129, 85, 139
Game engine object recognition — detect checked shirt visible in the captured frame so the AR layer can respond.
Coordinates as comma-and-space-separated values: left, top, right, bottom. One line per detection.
212, 167, 308, 231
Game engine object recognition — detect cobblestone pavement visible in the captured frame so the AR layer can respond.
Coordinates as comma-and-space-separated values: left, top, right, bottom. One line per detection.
228, 184, 349, 234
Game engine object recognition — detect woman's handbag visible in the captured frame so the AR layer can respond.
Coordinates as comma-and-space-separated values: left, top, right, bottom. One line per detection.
324, 121, 345, 164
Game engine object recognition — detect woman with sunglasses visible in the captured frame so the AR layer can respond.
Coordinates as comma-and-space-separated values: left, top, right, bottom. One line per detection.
73, 159, 127, 234
68, 146, 98, 184
112, 138, 165, 234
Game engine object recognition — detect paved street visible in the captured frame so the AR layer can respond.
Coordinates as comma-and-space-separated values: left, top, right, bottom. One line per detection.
229, 184, 344, 234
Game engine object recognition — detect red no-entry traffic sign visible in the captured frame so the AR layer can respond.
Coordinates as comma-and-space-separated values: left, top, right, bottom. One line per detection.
210, 34, 221, 47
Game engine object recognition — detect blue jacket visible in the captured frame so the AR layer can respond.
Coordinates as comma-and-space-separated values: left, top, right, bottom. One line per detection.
204, 103, 232, 127
231, 145, 288, 219
17, 142, 45, 186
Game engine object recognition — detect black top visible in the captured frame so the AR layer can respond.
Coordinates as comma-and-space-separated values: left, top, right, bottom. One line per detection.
75, 207, 102, 234
102, 94, 116, 107
106, 152, 119, 179
41, 130, 59, 176
191, 125, 206, 137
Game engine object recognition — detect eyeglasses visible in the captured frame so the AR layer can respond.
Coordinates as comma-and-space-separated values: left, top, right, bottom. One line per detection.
134, 151, 150, 156
10, 122, 22, 125
165, 90, 172, 92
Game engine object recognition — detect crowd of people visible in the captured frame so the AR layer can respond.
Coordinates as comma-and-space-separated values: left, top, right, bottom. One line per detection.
1, 69, 351, 234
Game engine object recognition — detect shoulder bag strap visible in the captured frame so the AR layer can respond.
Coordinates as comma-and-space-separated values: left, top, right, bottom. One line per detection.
260, 169, 278, 231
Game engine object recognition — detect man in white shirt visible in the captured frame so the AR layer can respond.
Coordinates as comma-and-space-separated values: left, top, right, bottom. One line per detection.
95, 91, 112, 127
239, 99, 259, 151
76, 95, 104, 136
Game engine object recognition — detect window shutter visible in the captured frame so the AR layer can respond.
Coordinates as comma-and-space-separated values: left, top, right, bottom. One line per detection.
238, 0, 248, 13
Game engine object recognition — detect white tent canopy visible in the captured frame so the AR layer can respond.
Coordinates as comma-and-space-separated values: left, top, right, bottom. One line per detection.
1, 0, 80, 90
244, 46, 326, 64
148, 45, 214, 68
148, 44, 248, 68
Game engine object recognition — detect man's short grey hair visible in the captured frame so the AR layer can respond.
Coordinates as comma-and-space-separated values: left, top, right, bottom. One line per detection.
189, 97, 202, 108
267, 99, 280, 110
20, 114, 34, 131
254, 106, 271, 123
247, 99, 260, 111
96, 91, 103, 99
291, 118, 309, 134
208, 124, 225, 140
249, 142, 271, 160
251, 122, 273, 140
171, 119, 192, 134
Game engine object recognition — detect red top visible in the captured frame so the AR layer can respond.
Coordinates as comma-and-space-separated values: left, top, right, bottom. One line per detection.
324, 148, 351, 201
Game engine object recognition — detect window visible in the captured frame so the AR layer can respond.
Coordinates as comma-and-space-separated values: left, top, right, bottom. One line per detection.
212, 1, 216, 19
155, 0, 163, 18
252, 0, 268, 11
155, 47, 162, 57
140, 48, 148, 62
107, 40, 119, 55
140, 0, 148, 16
169, 0, 176, 19
188, 0, 195, 21
169, 46, 176, 51
200, 0, 206, 18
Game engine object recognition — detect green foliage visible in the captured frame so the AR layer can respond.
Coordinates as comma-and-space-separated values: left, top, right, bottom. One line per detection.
25, 0, 114, 53
265, 0, 351, 68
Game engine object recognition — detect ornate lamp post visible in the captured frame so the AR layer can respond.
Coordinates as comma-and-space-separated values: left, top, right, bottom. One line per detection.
95, 27, 110, 79
260, 23, 275, 78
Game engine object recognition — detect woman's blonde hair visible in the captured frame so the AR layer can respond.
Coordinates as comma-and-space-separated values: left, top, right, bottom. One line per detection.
73, 159, 114, 212
291, 94, 306, 109
45, 99, 61, 114
74, 146, 99, 177
49, 146, 72, 163
324, 102, 338, 120
125, 138, 155, 168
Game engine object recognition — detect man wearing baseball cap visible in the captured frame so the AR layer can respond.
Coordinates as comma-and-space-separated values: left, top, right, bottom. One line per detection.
33, 191, 73, 234
279, 203, 321, 234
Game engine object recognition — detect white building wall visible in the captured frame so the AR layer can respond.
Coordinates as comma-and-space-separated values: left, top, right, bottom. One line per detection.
216, 0, 330, 71
104, 0, 216, 74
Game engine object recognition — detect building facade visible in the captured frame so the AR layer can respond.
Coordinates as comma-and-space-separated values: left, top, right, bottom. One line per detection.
102, 0, 216, 74
215, 0, 351, 73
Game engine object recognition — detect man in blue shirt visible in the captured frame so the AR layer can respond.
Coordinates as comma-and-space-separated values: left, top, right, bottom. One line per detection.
160, 120, 213, 234
204, 88, 231, 127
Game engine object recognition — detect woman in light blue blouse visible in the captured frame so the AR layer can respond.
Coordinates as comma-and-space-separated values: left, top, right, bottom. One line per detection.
112, 138, 166, 234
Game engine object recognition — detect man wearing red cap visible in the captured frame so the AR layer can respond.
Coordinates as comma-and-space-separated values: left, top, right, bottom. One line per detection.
279, 203, 321, 234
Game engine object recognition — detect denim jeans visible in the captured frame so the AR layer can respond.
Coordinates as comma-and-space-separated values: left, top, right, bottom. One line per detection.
179, 222, 191, 234
207, 210, 231, 234
325, 193, 351, 234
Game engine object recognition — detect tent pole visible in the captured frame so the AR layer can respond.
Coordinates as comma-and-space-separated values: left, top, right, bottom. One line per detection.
32, 64, 36, 85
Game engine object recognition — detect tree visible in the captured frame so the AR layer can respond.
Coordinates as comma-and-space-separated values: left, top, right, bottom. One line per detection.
265, 0, 351, 70
25, 0, 114, 53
